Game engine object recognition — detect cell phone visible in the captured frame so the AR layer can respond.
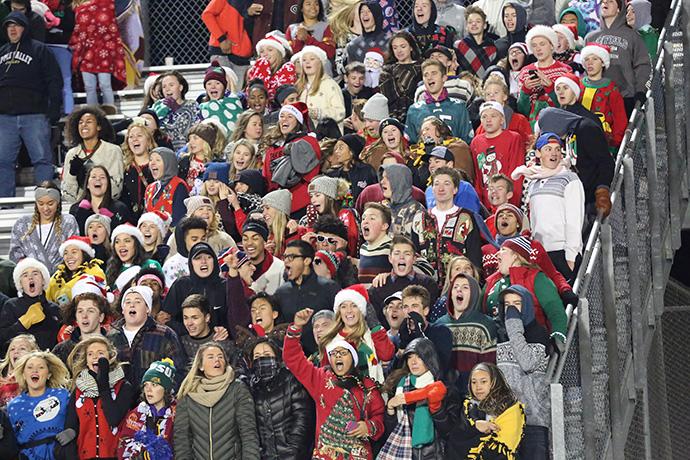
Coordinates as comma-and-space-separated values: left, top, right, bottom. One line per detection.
528, 70, 539, 80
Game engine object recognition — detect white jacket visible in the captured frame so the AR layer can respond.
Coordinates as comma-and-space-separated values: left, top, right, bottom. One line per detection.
62, 141, 125, 203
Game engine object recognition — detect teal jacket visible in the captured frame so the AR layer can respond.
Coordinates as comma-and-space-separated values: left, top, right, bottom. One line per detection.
405, 95, 474, 144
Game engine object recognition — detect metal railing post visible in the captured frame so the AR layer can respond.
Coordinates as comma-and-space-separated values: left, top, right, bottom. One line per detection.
664, 41, 682, 250
550, 383, 566, 460
577, 296, 597, 460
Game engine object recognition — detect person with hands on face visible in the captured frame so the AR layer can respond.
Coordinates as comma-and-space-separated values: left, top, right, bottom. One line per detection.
379, 338, 448, 460
432, 361, 525, 459
283, 307, 385, 460
150, 72, 200, 151
63, 336, 136, 459
286, 0, 336, 59
160, 216, 208, 289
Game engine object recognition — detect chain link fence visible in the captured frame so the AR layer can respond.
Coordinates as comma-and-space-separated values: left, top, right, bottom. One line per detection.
549, 0, 690, 458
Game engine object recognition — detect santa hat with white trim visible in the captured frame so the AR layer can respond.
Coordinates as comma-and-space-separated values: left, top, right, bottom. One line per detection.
552, 24, 576, 50
71, 274, 115, 303
526, 25, 559, 53
333, 284, 369, 316
325, 337, 359, 367
256, 31, 292, 57
301, 45, 328, 68
59, 235, 95, 259
111, 224, 145, 247
13, 258, 50, 296
581, 43, 611, 69
554, 73, 581, 99
138, 210, 171, 238
279, 101, 309, 126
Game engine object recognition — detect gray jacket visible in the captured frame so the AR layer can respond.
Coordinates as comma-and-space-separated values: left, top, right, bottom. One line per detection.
9, 214, 79, 273
174, 379, 260, 460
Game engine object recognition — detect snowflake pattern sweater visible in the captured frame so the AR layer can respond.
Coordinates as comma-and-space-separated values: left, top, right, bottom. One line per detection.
246, 57, 297, 101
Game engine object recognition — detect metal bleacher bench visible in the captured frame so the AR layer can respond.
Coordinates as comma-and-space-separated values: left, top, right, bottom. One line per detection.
0, 63, 211, 258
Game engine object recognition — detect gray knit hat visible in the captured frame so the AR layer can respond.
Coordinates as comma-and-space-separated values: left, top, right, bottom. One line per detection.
308, 176, 340, 200
262, 189, 292, 216
362, 93, 389, 121
84, 214, 112, 237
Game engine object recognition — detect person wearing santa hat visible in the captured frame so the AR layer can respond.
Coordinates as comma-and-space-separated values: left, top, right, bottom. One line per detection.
46, 235, 106, 306
379, 31, 423, 124
262, 101, 322, 218
579, 43, 628, 150
138, 210, 172, 264
517, 24, 572, 127
108, 285, 185, 388
246, 31, 297, 100
106, 224, 156, 293
0, 258, 61, 354
283, 307, 385, 460
297, 45, 346, 131
552, 23, 584, 75
553, 72, 606, 127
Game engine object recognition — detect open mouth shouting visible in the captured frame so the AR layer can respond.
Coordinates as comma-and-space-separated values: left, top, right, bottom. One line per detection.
118, 247, 131, 261
361, 222, 371, 238
30, 373, 41, 384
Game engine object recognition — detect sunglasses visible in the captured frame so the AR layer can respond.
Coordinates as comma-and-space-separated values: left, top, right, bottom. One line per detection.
316, 235, 338, 245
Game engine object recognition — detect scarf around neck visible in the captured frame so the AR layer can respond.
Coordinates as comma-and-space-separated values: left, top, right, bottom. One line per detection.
188, 368, 234, 407
511, 163, 567, 181
423, 88, 449, 105
75, 366, 126, 398
396, 371, 435, 447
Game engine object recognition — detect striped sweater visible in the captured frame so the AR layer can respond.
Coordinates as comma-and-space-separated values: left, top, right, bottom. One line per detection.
358, 235, 392, 285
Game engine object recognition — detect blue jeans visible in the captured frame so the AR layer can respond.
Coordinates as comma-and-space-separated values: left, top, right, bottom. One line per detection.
82, 72, 114, 105
47, 45, 74, 114
518, 425, 549, 460
0, 114, 54, 197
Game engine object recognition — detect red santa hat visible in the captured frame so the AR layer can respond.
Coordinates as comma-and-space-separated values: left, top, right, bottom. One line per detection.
333, 284, 369, 316
552, 24, 576, 50
71, 275, 114, 302
365, 48, 385, 64
256, 31, 291, 57
59, 235, 95, 259
279, 101, 309, 126
526, 25, 559, 53
581, 43, 611, 69
554, 73, 581, 99
138, 210, 171, 237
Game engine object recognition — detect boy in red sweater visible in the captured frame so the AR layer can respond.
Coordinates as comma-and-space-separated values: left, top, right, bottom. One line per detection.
471, 101, 525, 210
579, 43, 628, 150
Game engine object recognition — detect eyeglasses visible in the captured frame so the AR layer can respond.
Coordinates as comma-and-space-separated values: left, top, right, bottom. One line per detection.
328, 349, 351, 359
316, 235, 338, 245
313, 259, 322, 265
283, 254, 304, 262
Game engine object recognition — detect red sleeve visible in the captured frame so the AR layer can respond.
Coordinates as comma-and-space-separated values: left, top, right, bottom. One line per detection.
609, 87, 628, 147
305, 26, 336, 59
370, 326, 395, 361
283, 326, 326, 398
201, 0, 227, 42
532, 239, 572, 294
469, 139, 484, 202
233, 208, 247, 235
364, 384, 386, 441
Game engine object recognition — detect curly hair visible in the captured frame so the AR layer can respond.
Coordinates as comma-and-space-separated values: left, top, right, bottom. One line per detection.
65, 105, 115, 147
121, 121, 158, 168
60, 291, 111, 327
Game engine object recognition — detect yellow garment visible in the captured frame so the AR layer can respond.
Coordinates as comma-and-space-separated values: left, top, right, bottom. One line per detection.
468, 402, 525, 459
46, 260, 105, 306
19, 302, 45, 329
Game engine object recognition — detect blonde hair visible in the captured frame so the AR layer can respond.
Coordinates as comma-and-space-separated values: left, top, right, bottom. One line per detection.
121, 122, 158, 168
14, 351, 70, 391
229, 139, 260, 180
67, 336, 121, 388
23, 181, 65, 242
442, 255, 481, 295
296, 57, 326, 96
185, 138, 214, 164
230, 111, 264, 143
0, 335, 39, 378
483, 75, 509, 96
318, 307, 367, 354
329, 0, 360, 45
177, 342, 233, 400
270, 211, 288, 257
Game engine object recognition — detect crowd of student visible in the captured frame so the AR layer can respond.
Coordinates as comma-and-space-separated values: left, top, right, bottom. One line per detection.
0, 0, 661, 458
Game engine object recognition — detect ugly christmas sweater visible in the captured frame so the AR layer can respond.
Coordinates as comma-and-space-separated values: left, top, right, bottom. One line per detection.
580, 77, 628, 149
246, 58, 297, 101
516, 61, 571, 126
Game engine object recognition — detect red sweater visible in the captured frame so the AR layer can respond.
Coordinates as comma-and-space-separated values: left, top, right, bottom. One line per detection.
470, 130, 524, 209
283, 325, 385, 460
75, 379, 126, 459
580, 77, 628, 148
475, 110, 532, 150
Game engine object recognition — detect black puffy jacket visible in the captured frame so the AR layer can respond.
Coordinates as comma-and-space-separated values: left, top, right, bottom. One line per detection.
249, 367, 315, 460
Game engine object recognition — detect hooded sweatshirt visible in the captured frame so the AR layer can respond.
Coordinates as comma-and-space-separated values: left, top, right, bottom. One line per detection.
407, 1, 455, 54
382, 163, 426, 238
162, 242, 228, 335
495, 2, 528, 55
495, 285, 551, 427
537, 107, 615, 206
435, 274, 497, 395
435, 0, 465, 37
0, 0, 46, 43
144, 147, 189, 226
345, 2, 390, 65
559, 6, 588, 38
586, 4, 652, 98
0, 12, 61, 118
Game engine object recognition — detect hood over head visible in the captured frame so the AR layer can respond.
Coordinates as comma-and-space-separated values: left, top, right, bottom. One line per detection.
498, 284, 550, 346
446, 273, 481, 317
411, 0, 438, 32
2, 11, 29, 42
236, 169, 267, 196
380, 163, 413, 207
537, 107, 582, 136
503, 2, 528, 33
187, 241, 220, 281
151, 147, 179, 186
559, 7, 587, 38
402, 337, 442, 380
498, 284, 535, 325
359, 1, 384, 36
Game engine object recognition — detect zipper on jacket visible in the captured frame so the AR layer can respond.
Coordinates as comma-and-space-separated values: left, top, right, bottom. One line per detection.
209, 406, 213, 460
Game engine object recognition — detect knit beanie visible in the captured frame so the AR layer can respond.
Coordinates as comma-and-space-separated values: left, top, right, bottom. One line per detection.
242, 219, 269, 241
508, 42, 528, 57
111, 224, 145, 246
526, 25, 559, 53
502, 236, 534, 262
202, 162, 230, 184
184, 195, 214, 216
325, 337, 359, 367
122, 285, 154, 313
340, 134, 366, 159
59, 235, 95, 258
142, 358, 176, 391
494, 203, 526, 232
362, 93, 389, 121
13, 258, 50, 296
84, 214, 112, 238
308, 176, 340, 200
333, 284, 369, 316
138, 210, 171, 238
315, 250, 345, 278
580, 43, 611, 69
275, 84, 298, 105
262, 189, 292, 216
188, 123, 217, 148
204, 60, 227, 89
378, 117, 405, 137
554, 73, 581, 99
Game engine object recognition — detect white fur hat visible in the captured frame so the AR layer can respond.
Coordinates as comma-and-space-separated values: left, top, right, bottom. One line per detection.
333, 284, 369, 316
13, 258, 50, 296
526, 25, 559, 53
581, 43, 611, 69
301, 45, 328, 68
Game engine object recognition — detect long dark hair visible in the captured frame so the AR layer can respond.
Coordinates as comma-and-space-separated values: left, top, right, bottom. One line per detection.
385, 30, 422, 64
469, 362, 518, 417
106, 238, 150, 286
297, 0, 325, 22
77, 165, 114, 209
66, 106, 115, 147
